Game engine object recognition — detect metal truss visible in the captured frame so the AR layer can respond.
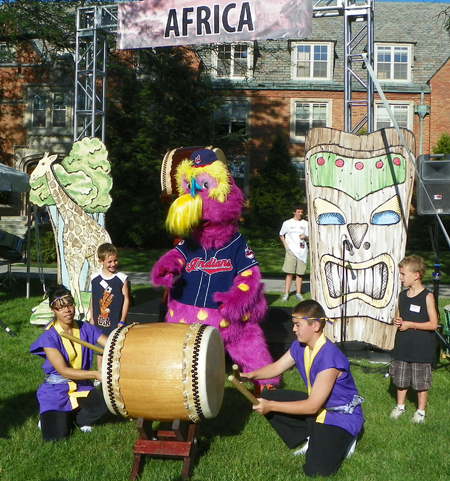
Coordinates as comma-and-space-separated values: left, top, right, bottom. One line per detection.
74, 1, 374, 141
74, 5, 118, 142
313, 0, 374, 133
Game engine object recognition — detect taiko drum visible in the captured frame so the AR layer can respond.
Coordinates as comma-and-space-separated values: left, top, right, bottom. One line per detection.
102, 322, 225, 422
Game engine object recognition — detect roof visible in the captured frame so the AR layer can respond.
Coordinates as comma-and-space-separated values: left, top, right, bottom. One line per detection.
208, 2, 450, 92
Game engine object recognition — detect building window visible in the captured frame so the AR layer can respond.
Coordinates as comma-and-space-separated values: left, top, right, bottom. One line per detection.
291, 100, 331, 141
291, 42, 332, 80
0, 42, 15, 63
375, 44, 411, 82
213, 43, 253, 79
52, 94, 67, 128
33, 94, 48, 128
227, 156, 249, 198
31, 92, 68, 129
375, 103, 412, 130
216, 100, 249, 136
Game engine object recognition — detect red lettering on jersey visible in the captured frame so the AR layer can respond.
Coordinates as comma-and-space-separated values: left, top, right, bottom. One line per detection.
186, 257, 233, 274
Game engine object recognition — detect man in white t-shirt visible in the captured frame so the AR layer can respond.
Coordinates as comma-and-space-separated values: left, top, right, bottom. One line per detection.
279, 204, 308, 302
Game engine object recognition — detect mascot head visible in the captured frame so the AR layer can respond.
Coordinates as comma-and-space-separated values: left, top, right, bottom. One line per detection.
166, 149, 244, 249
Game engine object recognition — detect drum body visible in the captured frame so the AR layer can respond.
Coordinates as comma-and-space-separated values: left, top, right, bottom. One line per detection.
161, 146, 227, 198
102, 322, 225, 422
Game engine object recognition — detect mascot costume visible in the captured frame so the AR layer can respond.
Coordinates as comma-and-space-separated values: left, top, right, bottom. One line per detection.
151, 149, 278, 388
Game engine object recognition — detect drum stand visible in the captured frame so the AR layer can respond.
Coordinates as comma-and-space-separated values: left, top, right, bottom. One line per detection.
131, 418, 199, 480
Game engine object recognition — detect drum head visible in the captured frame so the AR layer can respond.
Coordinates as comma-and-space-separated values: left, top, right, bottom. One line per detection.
194, 325, 225, 419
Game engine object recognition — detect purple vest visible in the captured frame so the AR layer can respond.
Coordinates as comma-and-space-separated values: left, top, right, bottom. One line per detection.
30, 321, 102, 414
290, 337, 364, 437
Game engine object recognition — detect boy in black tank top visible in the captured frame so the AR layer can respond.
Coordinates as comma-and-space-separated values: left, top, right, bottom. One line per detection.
389, 255, 438, 423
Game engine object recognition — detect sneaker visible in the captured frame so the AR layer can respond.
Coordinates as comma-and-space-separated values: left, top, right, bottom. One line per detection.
281, 293, 289, 302
261, 384, 276, 392
389, 406, 406, 419
411, 410, 425, 423
295, 293, 305, 302
345, 438, 357, 458
80, 425, 93, 433
293, 437, 310, 456
254, 384, 276, 396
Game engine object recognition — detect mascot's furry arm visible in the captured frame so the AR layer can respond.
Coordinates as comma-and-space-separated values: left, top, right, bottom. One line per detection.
214, 266, 267, 324
151, 249, 185, 288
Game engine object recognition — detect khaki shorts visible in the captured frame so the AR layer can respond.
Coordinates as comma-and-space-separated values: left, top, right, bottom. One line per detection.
282, 249, 306, 276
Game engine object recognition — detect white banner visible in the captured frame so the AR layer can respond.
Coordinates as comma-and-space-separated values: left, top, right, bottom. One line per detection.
117, 0, 312, 49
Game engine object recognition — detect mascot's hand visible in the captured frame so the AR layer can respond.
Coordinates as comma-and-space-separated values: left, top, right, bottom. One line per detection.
150, 250, 185, 288
214, 266, 267, 324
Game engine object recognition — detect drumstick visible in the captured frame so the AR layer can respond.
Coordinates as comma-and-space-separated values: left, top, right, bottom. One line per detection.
232, 364, 240, 381
228, 375, 260, 406
59, 332, 104, 355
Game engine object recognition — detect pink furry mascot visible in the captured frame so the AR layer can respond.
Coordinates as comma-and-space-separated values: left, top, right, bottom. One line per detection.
151, 149, 278, 387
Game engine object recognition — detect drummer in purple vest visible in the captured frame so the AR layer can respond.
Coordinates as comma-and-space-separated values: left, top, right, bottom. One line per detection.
30, 285, 109, 441
242, 300, 364, 477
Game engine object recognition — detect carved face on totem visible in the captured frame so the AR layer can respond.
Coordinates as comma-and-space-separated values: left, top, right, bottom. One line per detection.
305, 128, 415, 349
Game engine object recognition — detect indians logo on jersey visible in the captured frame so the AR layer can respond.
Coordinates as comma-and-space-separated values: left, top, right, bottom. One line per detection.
186, 257, 233, 275
245, 245, 255, 259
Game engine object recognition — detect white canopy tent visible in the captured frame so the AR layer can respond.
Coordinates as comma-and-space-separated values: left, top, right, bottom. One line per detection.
0, 164, 31, 193
0, 163, 35, 298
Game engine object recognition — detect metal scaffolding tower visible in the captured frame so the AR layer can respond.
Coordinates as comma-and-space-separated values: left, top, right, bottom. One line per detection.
74, 0, 374, 142
74, 5, 118, 142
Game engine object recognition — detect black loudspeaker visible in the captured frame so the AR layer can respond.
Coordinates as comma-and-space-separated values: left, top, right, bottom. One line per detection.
417, 155, 450, 215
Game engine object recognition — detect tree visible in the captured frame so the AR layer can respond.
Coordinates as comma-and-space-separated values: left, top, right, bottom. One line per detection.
104, 47, 223, 248
246, 131, 304, 242
433, 133, 450, 154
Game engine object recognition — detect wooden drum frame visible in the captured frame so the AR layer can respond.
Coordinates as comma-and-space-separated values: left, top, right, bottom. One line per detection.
160, 146, 227, 198
102, 322, 225, 423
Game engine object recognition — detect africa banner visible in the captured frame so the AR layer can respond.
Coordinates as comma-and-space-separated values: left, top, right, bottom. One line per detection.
117, 0, 312, 49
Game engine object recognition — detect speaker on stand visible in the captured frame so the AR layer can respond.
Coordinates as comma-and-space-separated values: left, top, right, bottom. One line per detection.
417, 154, 450, 216
416, 154, 450, 365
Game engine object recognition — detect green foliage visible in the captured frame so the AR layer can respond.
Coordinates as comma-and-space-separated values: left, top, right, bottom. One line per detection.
0, 1, 78, 58
246, 131, 304, 240
29, 224, 57, 264
104, 48, 222, 248
30, 138, 113, 214
432, 132, 450, 154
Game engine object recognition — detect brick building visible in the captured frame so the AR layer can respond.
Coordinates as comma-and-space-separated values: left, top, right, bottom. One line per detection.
1, 1, 450, 209
0, 39, 73, 216
197, 1, 450, 191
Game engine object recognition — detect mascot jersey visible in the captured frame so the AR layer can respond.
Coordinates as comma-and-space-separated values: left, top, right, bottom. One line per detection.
172, 232, 258, 309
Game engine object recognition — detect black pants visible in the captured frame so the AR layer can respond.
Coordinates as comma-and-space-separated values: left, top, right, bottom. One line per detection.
260, 390, 355, 477
40, 388, 108, 442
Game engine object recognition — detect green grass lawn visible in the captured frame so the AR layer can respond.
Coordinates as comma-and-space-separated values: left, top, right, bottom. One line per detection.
2, 278, 450, 480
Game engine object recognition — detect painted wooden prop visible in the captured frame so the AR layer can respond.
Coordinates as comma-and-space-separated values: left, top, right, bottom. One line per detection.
102, 322, 225, 422
305, 127, 415, 351
29, 138, 112, 320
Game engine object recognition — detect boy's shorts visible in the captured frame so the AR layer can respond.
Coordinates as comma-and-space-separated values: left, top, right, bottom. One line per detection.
282, 249, 306, 276
389, 360, 432, 391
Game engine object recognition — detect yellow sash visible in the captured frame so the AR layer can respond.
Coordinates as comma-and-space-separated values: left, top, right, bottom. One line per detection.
303, 332, 327, 423
49, 320, 90, 409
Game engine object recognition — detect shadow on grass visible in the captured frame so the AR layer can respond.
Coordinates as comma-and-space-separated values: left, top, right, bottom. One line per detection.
197, 386, 253, 451
0, 390, 39, 439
